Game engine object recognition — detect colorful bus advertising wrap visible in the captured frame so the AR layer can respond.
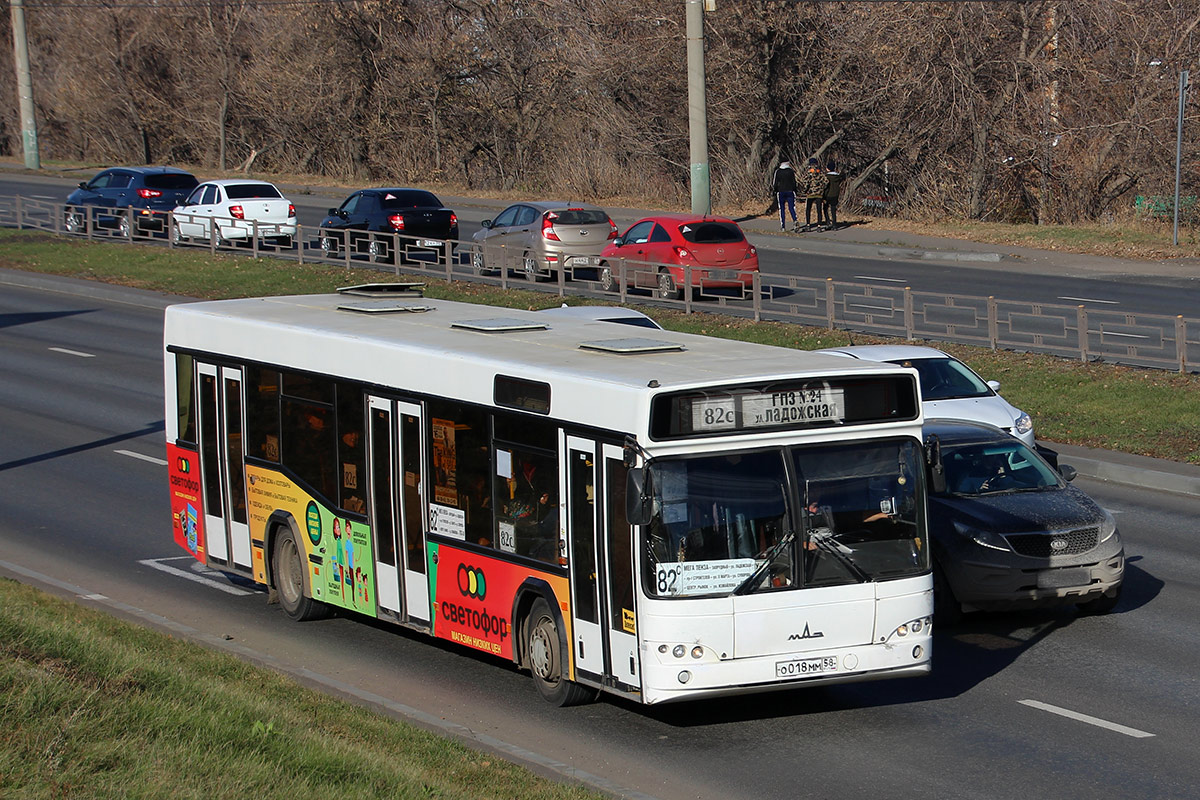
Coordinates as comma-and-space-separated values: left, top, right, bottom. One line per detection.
429, 543, 571, 661
167, 443, 205, 559
245, 464, 375, 616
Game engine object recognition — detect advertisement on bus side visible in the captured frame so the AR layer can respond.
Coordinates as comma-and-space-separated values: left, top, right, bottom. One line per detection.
245, 464, 375, 616
429, 542, 571, 662
168, 442, 205, 560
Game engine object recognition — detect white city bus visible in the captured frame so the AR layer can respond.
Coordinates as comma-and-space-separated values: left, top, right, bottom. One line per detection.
164, 286, 933, 705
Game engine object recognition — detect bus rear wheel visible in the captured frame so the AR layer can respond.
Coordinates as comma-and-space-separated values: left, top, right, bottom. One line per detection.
273, 529, 327, 621
525, 598, 596, 706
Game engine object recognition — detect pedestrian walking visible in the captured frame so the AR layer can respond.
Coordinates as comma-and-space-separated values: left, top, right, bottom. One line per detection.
803, 158, 829, 227
823, 160, 844, 228
771, 160, 798, 230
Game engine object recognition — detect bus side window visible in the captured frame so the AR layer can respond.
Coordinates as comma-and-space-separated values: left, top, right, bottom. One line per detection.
175, 354, 197, 444
428, 400, 491, 546
493, 412, 560, 566
245, 366, 280, 462
336, 383, 365, 514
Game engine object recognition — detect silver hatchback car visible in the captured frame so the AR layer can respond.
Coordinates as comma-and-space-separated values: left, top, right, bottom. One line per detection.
471, 201, 617, 281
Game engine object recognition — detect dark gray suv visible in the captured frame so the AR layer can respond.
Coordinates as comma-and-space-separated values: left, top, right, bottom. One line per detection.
926, 419, 1124, 623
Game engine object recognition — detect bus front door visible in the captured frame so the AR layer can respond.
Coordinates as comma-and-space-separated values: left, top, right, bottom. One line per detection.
368, 397, 430, 626
564, 436, 605, 680
195, 363, 252, 571
602, 443, 640, 688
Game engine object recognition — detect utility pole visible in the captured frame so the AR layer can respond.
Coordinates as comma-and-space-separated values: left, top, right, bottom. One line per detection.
686, 0, 710, 215
10, 0, 40, 169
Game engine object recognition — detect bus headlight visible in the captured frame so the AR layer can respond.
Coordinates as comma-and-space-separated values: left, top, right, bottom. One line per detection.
885, 616, 933, 642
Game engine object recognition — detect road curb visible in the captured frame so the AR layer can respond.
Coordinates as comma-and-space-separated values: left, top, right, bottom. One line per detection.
1051, 442, 1200, 498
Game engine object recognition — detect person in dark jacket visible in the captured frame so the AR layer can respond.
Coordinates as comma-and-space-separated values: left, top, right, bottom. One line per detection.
822, 160, 845, 228
802, 158, 829, 227
771, 161, 798, 231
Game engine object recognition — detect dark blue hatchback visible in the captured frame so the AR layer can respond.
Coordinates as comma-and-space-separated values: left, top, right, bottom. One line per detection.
65, 166, 199, 236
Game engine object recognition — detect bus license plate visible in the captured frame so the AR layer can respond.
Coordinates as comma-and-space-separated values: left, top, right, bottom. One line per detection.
776, 655, 838, 678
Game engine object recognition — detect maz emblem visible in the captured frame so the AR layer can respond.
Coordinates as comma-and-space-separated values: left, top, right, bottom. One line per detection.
788, 623, 824, 640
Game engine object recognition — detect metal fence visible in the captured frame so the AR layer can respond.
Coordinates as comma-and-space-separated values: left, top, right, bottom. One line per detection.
4, 194, 1198, 373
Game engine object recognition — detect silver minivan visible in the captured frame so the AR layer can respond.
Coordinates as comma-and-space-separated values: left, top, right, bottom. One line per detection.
471, 201, 617, 281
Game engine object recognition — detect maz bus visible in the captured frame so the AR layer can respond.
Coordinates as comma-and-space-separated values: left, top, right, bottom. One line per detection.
164, 285, 933, 705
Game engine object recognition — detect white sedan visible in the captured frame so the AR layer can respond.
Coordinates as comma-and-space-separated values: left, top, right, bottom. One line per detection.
814, 344, 1035, 445
171, 179, 296, 245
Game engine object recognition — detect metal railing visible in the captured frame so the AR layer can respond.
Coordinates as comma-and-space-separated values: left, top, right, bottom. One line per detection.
3, 194, 1198, 373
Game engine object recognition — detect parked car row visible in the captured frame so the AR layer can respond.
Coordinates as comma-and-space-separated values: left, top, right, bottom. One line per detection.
65, 168, 760, 299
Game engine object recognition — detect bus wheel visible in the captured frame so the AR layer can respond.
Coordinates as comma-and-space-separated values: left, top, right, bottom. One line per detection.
273, 530, 327, 621
526, 598, 596, 706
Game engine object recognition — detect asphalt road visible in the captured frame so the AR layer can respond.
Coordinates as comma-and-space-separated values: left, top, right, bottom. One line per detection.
3, 171, 1199, 321
2, 273, 1198, 799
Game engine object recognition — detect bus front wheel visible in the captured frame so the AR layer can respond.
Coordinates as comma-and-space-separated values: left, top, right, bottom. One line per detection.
525, 598, 596, 706
273, 529, 327, 621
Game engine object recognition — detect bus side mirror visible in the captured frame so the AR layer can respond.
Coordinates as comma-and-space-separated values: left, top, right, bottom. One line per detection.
925, 435, 946, 494
626, 468, 651, 526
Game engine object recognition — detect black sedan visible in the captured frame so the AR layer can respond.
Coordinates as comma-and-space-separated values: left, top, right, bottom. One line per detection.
65, 166, 198, 236
925, 419, 1124, 623
317, 188, 458, 264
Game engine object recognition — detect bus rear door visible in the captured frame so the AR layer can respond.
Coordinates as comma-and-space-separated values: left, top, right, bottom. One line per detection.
195, 362, 252, 571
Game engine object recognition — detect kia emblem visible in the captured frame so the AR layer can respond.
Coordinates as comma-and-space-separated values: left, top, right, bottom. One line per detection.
1050, 538, 1068, 551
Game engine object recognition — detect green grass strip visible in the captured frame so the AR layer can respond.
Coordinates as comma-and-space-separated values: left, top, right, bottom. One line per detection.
0, 578, 605, 799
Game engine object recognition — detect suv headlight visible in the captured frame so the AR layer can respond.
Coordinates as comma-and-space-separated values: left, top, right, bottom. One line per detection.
954, 520, 1011, 552
1098, 509, 1118, 543
1014, 412, 1033, 436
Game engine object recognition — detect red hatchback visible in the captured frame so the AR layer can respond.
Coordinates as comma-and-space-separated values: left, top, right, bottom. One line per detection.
598, 214, 759, 300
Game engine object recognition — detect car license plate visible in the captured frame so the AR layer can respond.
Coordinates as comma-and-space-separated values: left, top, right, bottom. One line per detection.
707, 269, 737, 280
420, 239, 442, 247
571, 256, 598, 266
775, 655, 838, 678
1037, 568, 1091, 589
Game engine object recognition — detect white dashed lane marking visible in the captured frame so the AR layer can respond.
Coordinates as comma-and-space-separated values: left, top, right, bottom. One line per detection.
1020, 699, 1155, 738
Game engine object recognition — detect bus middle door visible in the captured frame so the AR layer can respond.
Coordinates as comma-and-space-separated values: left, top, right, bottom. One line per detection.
367, 396, 430, 626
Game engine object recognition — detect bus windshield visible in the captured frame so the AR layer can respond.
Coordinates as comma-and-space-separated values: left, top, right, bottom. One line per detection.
643, 440, 926, 598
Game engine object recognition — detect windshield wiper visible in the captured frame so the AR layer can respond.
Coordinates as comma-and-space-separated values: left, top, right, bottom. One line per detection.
810, 530, 870, 583
733, 528, 796, 595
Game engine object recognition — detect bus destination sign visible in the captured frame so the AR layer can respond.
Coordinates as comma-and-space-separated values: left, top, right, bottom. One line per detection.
691, 386, 846, 433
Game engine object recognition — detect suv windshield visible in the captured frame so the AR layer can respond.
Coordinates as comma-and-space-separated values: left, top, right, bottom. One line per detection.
677, 221, 744, 244
642, 440, 926, 598
940, 439, 1061, 496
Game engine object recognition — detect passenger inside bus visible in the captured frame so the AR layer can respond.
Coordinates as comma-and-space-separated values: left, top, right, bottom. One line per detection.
503, 452, 559, 564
